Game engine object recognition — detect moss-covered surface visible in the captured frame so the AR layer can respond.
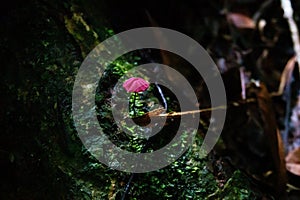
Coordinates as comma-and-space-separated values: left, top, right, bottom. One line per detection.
2, 0, 292, 199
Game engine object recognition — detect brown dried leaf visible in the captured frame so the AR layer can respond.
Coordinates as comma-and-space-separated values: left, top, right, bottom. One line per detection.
286, 163, 300, 176
272, 56, 296, 96
286, 147, 300, 176
285, 148, 300, 176
227, 13, 255, 29
286, 147, 300, 164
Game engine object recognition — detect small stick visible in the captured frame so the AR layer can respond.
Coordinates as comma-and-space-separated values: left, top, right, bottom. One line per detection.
155, 82, 167, 111
121, 173, 135, 200
281, 0, 300, 75
158, 105, 227, 117
240, 67, 246, 100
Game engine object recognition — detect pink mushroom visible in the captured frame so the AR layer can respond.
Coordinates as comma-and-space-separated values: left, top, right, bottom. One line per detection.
123, 77, 150, 93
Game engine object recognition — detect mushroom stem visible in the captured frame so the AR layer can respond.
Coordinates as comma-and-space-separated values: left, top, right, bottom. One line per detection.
133, 92, 137, 116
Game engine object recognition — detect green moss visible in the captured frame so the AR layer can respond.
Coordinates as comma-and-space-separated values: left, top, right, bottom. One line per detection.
64, 12, 100, 57
208, 170, 256, 200
1, 0, 260, 199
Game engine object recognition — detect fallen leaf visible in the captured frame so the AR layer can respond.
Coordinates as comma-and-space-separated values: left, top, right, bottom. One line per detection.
220, 82, 287, 198
286, 147, 300, 164
286, 163, 300, 176
286, 147, 300, 176
227, 13, 255, 29
272, 56, 296, 96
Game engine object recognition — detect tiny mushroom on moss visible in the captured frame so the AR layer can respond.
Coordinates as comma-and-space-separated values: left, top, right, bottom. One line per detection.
123, 77, 150, 116
123, 77, 150, 93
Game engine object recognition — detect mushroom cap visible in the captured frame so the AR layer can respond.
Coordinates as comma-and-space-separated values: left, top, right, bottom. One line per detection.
123, 77, 150, 92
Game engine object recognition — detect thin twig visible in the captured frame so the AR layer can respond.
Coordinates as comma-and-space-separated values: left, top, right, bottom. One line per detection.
240, 67, 246, 100
129, 99, 257, 120
121, 173, 135, 200
158, 105, 227, 117
155, 82, 167, 111
281, 0, 300, 75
